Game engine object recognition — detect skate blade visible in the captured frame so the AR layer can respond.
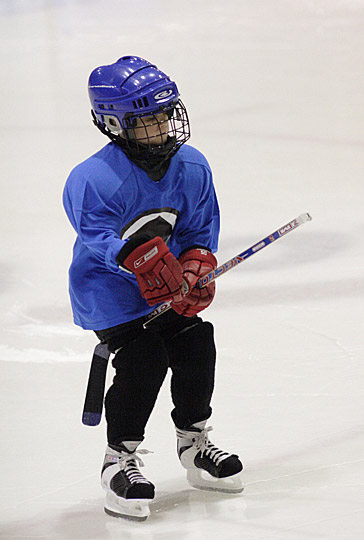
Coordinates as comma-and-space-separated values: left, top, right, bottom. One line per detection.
104, 491, 152, 521
104, 506, 149, 522
187, 469, 244, 494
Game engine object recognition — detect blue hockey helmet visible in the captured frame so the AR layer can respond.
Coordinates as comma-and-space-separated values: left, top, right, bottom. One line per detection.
88, 56, 190, 166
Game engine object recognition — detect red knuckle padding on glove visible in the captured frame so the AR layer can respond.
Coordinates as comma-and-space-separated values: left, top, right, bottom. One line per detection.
123, 237, 184, 306
171, 248, 217, 317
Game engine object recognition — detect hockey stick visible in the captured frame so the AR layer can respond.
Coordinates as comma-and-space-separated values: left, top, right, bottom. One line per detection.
82, 212, 312, 426
143, 212, 312, 327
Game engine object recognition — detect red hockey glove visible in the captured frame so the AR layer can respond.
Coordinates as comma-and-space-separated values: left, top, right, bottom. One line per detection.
171, 248, 217, 317
122, 237, 184, 306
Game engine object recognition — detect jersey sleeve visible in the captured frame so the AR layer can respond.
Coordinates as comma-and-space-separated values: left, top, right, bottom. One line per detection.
63, 167, 126, 273
175, 163, 220, 255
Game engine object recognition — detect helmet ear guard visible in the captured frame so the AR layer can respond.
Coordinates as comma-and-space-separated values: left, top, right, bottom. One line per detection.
91, 110, 121, 143
103, 115, 123, 134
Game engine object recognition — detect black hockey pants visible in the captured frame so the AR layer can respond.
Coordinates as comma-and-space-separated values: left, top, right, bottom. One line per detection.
95, 310, 216, 446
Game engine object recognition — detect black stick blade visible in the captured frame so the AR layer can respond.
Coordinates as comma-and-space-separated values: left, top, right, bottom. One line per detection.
82, 343, 110, 426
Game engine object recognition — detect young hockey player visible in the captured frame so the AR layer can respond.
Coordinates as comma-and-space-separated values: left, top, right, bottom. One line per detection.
63, 55, 243, 521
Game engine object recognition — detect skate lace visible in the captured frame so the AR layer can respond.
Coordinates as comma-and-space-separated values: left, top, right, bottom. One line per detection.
119, 449, 152, 484
178, 426, 232, 466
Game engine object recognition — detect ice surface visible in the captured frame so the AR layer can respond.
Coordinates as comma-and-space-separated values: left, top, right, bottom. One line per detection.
0, 1, 363, 539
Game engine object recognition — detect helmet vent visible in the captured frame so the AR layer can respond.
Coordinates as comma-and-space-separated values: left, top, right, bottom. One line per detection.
132, 97, 149, 110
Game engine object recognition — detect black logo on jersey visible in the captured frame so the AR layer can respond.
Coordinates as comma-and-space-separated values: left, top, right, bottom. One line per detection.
120, 208, 179, 244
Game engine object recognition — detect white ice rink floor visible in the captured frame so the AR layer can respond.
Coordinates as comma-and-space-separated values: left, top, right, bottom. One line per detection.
1, 1, 364, 539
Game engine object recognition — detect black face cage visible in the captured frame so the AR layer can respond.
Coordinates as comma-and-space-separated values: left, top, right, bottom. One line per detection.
123, 99, 190, 154
92, 99, 190, 167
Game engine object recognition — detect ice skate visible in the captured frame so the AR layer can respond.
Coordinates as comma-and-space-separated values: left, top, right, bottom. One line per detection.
101, 441, 155, 521
176, 421, 243, 493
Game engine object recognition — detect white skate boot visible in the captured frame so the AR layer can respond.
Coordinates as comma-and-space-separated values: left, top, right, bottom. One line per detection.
101, 441, 155, 521
176, 421, 243, 493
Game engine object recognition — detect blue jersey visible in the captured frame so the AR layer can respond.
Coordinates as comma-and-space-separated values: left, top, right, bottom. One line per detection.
63, 143, 220, 330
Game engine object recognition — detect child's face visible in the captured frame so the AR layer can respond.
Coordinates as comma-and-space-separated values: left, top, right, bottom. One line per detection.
126, 112, 169, 146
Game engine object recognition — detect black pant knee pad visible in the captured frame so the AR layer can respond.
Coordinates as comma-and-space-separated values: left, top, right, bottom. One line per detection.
112, 329, 169, 380
167, 320, 216, 368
